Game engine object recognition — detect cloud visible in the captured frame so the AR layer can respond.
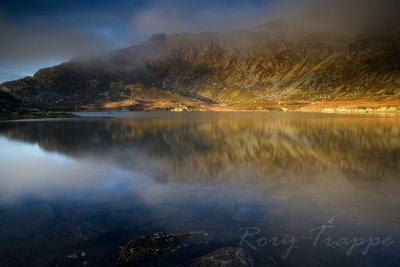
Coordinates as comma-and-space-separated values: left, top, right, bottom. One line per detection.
130, 1, 271, 35
0, 15, 115, 82
0, 17, 112, 64
130, 0, 400, 36
266, 0, 400, 28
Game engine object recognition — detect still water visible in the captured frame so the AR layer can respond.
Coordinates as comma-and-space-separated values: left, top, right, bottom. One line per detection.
0, 112, 399, 266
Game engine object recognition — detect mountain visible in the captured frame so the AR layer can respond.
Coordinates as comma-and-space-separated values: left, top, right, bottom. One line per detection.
1, 19, 400, 112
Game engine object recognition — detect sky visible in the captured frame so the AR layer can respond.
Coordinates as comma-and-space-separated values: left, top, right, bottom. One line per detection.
0, 0, 399, 83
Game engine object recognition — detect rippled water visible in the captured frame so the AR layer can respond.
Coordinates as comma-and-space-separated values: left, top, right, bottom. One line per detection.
0, 112, 399, 266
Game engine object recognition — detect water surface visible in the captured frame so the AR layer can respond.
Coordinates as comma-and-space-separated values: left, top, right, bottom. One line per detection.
0, 112, 399, 266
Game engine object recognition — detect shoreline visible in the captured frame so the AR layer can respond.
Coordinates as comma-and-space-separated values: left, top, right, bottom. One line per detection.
2, 108, 400, 122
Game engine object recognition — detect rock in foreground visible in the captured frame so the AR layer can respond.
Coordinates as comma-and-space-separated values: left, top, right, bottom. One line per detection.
190, 247, 254, 267
117, 231, 216, 266
117, 232, 191, 266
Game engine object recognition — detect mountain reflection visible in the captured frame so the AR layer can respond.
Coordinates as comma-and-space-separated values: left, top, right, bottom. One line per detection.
1, 113, 399, 188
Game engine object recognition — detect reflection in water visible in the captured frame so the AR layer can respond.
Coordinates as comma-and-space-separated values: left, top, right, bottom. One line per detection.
0, 112, 399, 266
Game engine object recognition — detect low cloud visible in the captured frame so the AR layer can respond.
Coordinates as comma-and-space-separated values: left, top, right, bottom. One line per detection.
130, 1, 271, 35
131, 0, 400, 37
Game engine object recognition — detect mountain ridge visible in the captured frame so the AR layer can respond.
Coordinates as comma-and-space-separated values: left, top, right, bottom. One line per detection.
1, 20, 400, 113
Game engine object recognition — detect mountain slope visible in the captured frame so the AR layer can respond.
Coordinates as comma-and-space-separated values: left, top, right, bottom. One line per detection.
1, 21, 400, 112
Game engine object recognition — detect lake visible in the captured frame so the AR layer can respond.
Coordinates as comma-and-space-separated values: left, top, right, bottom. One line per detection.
0, 112, 399, 266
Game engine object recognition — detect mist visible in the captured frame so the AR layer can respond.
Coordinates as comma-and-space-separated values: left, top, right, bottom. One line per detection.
129, 0, 400, 35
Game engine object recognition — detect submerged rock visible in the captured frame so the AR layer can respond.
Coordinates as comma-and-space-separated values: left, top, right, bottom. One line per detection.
0, 204, 54, 239
117, 231, 214, 266
190, 247, 254, 267
117, 232, 191, 266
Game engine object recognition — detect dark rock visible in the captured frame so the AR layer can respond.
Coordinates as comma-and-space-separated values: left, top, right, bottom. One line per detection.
117, 232, 191, 266
117, 231, 214, 266
190, 247, 254, 267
